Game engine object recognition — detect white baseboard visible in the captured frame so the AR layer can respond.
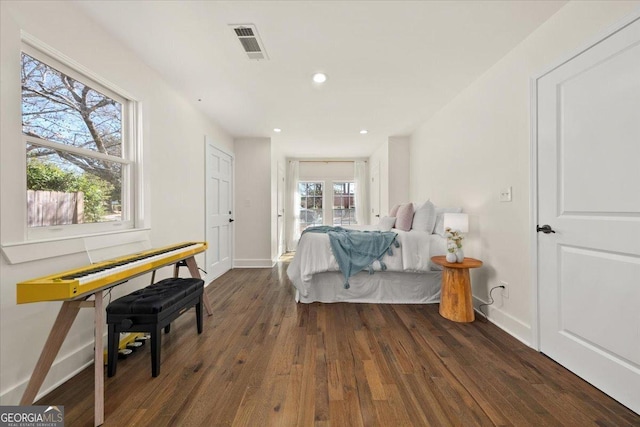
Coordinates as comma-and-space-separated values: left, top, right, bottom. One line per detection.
233, 259, 275, 268
473, 296, 532, 347
0, 338, 96, 405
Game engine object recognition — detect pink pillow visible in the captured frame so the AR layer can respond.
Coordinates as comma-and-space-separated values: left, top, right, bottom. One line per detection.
395, 203, 414, 231
389, 204, 400, 217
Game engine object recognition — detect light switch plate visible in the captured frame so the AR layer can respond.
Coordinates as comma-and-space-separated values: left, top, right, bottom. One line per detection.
500, 186, 512, 202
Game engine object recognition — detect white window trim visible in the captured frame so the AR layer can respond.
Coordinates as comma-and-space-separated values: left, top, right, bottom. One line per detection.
331, 181, 356, 226
298, 181, 324, 229
298, 179, 357, 227
19, 36, 144, 242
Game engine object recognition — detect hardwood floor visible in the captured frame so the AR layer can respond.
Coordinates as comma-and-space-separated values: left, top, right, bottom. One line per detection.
38, 260, 639, 426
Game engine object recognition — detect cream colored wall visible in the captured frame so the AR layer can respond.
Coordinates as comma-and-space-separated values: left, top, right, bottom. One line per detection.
298, 161, 354, 181
409, 1, 640, 343
369, 137, 411, 219
234, 138, 273, 267
388, 137, 410, 209
369, 141, 389, 218
0, 0, 233, 403
271, 144, 286, 262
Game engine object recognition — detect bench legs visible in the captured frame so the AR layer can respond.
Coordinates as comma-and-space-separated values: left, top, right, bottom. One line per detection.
151, 324, 162, 377
107, 324, 119, 377
196, 297, 203, 334
107, 295, 203, 378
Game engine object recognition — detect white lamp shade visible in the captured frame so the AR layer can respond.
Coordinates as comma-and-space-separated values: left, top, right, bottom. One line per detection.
443, 213, 469, 233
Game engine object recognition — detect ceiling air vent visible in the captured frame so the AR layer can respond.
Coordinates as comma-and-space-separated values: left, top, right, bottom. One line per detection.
229, 24, 269, 60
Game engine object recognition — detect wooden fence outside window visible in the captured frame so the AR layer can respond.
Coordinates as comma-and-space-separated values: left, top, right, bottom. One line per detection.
27, 190, 84, 227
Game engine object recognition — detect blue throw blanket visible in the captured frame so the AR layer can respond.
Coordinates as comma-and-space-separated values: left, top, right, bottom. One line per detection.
302, 226, 399, 289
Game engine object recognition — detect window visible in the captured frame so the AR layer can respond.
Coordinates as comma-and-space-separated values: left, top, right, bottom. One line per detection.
298, 182, 323, 233
333, 182, 356, 226
21, 46, 136, 238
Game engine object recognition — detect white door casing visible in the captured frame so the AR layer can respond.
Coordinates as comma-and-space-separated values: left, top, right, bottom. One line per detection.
535, 16, 640, 413
205, 138, 233, 281
277, 164, 285, 257
370, 163, 381, 223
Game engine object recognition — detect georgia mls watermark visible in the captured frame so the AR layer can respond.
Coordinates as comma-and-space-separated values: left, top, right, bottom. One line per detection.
0, 406, 64, 427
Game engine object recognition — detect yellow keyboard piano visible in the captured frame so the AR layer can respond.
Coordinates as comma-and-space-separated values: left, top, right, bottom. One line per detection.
17, 241, 208, 304
18, 241, 211, 426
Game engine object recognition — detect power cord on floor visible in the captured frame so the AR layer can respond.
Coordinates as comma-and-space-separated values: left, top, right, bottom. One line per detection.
477, 285, 505, 322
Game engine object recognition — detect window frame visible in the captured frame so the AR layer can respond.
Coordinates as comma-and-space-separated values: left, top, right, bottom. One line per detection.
21, 42, 141, 241
298, 181, 324, 232
332, 181, 356, 226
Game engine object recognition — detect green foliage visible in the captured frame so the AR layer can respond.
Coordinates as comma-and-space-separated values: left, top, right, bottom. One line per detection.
27, 159, 115, 222
26, 159, 74, 191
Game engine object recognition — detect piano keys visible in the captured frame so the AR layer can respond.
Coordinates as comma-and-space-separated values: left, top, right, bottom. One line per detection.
17, 241, 212, 426
17, 241, 208, 304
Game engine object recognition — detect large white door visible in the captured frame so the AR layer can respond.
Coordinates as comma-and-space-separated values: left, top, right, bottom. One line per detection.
537, 17, 640, 413
205, 139, 233, 280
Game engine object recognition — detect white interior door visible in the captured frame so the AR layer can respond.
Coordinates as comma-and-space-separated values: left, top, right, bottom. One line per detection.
277, 164, 285, 257
537, 17, 640, 413
370, 163, 380, 223
205, 138, 233, 280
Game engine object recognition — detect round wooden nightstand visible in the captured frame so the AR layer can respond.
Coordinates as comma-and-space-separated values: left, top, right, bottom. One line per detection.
431, 256, 483, 323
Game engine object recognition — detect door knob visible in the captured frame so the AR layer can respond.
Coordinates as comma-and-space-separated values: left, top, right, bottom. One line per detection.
229, 219, 235, 223
536, 224, 555, 234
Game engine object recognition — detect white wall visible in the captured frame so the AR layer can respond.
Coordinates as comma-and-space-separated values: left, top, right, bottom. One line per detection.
369, 142, 390, 218
0, 0, 233, 404
409, 1, 640, 343
388, 137, 410, 209
368, 137, 410, 219
234, 138, 273, 267
298, 161, 354, 181
271, 144, 286, 262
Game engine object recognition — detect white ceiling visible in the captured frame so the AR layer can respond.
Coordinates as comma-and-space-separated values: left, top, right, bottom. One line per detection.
74, 1, 567, 158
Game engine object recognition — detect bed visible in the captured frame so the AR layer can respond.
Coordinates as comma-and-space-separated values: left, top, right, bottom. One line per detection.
287, 226, 446, 304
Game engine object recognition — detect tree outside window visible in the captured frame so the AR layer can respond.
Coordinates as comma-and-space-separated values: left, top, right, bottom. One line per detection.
21, 51, 130, 228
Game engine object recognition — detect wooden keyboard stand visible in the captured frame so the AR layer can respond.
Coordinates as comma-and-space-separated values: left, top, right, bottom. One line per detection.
18, 245, 212, 426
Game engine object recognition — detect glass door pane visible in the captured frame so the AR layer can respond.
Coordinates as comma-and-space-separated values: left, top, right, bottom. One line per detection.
299, 181, 323, 233
333, 182, 356, 226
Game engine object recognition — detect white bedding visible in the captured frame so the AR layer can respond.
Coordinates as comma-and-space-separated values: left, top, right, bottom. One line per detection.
294, 270, 443, 304
287, 228, 446, 299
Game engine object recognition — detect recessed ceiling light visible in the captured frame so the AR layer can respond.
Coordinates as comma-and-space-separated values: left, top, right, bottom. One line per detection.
312, 73, 327, 83
360, 129, 368, 134
273, 128, 282, 133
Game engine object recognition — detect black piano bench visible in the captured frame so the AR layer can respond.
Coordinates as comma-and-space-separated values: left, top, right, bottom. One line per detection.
106, 277, 204, 377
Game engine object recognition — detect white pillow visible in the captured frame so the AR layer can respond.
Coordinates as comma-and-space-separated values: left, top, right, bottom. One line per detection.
411, 200, 436, 233
434, 206, 463, 236
378, 216, 396, 232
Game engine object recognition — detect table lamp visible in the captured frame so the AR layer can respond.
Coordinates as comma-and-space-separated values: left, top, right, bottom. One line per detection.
443, 213, 469, 233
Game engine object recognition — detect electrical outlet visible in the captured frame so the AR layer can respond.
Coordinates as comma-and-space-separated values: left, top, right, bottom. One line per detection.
500, 186, 512, 202
500, 280, 509, 299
